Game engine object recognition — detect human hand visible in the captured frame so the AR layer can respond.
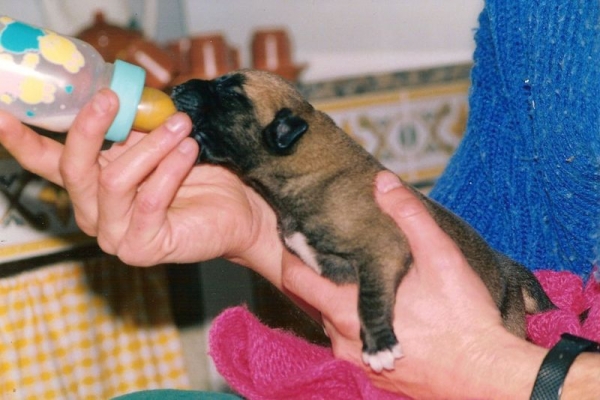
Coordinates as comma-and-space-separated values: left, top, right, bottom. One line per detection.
282, 171, 546, 399
0, 90, 283, 284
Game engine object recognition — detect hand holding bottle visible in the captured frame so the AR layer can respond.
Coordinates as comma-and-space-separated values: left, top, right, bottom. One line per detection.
0, 87, 285, 287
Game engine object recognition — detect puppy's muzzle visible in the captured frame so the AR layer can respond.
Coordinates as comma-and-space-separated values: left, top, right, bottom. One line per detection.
171, 79, 215, 161
171, 79, 212, 119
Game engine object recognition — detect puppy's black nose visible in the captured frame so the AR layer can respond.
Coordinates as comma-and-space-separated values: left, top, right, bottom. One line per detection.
171, 79, 213, 116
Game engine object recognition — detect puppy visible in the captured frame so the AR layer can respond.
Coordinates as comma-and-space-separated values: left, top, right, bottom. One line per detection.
171, 70, 554, 372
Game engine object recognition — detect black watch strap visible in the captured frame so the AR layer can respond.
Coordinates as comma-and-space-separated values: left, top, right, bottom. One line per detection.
530, 333, 600, 400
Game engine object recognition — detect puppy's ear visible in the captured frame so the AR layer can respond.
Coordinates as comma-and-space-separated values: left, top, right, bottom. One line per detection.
262, 108, 308, 155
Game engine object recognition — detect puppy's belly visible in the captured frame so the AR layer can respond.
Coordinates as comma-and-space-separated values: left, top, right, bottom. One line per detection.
284, 232, 322, 274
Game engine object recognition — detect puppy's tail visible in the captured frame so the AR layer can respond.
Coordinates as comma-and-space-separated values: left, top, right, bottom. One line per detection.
499, 254, 556, 313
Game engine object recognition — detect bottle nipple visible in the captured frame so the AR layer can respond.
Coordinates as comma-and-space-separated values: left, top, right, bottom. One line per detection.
132, 87, 177, 132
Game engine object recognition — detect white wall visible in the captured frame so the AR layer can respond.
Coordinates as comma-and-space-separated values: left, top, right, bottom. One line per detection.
184, 1, 480, 53
0, 0, 482, 80
183, 0, 482, 80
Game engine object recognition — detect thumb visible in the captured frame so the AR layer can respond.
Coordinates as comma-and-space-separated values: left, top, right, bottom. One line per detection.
373, 170, 461, 260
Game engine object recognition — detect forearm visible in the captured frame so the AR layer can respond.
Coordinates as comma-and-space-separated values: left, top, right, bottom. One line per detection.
226, 188, 285, 289
235, 238, 324, 323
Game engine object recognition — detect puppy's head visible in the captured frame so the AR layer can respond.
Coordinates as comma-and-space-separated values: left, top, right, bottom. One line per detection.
171, 70, 312, 172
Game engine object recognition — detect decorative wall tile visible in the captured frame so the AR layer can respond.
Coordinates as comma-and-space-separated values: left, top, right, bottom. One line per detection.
303, 63, 471, 188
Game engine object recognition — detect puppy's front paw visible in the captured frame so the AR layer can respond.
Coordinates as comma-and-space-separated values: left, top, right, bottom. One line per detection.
362, 343, 403, 373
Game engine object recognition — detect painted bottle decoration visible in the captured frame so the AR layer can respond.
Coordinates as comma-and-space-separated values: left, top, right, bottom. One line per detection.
0, 16, 176, 142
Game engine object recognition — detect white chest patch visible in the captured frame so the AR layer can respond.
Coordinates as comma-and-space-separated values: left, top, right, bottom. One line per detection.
284, 232, 322, 274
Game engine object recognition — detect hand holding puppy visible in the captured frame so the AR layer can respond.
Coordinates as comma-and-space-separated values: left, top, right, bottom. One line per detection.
282, 170, 547, 399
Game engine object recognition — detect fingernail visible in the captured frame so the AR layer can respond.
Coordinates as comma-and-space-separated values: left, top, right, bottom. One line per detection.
177, 138, 198, 155
165, 113, 188, 134
92, 90, 112, 115
376, 171, 403, 193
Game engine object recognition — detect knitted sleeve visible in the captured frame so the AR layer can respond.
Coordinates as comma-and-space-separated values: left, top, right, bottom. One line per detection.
430, 0, 600, 278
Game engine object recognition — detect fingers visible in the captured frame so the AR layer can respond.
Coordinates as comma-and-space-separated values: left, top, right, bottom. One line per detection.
0, 110, 65, 185
60, 89, 119, 233
95, 112, 193, 252
63, 89, 118, 168
123, 136, 198, 255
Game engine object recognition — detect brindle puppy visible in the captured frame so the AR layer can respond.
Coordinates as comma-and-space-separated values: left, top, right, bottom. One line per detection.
171, 70, 554, 372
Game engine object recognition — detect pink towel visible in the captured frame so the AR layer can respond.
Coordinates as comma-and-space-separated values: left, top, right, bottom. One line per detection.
527, 270, 600, 347
209, 270, 600, 400
208, 307, 407, 400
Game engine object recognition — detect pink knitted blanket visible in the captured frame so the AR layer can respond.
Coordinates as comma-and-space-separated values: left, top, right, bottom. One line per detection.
209, 271, 600, 399
526, 271, 600, 347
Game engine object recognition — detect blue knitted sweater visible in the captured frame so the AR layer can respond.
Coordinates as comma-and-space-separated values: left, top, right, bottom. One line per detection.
430, 0, 600, 278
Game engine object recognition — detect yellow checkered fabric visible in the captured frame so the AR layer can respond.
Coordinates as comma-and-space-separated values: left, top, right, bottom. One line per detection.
0, 258, 189, 399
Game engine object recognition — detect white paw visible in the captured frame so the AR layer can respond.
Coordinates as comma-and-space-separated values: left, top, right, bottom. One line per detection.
362, 344, 403, 373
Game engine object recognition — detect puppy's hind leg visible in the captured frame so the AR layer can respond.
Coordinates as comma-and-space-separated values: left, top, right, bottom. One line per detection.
358, 252, 411, 373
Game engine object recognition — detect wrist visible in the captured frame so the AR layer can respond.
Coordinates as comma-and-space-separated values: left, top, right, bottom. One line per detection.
460, 330, 547, 400
533, 335, 600, 400
228, 190, 283, 288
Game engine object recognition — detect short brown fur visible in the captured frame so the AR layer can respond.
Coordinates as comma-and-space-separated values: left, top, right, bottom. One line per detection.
172, 70, 555, 371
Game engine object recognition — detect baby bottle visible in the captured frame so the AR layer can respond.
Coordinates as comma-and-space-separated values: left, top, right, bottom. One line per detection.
0, 16, 176, 142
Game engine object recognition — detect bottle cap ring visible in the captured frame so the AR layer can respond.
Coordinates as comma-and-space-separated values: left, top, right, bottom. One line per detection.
106, 60, 146, 142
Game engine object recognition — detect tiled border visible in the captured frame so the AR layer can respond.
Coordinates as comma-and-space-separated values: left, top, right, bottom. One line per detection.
299, 63, 472, 101
303, 63, 472, 188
